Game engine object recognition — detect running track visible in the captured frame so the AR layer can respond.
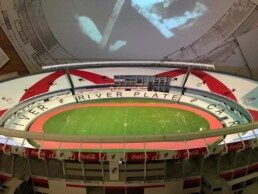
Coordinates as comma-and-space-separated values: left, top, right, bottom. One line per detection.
29, 103, 223, 150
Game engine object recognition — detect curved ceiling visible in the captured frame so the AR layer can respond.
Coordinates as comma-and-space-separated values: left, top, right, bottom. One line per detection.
41, 0, 235, 60
0, 0, 257, 79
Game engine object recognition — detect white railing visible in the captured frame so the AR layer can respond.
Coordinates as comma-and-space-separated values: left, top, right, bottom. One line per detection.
42, 61, 215, 70
0, 122, 258, 143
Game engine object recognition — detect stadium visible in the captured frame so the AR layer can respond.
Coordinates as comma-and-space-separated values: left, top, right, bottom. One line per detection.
0, 1, 258, 194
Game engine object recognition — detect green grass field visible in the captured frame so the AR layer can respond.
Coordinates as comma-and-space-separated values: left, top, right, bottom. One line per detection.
43, 100, 210, 136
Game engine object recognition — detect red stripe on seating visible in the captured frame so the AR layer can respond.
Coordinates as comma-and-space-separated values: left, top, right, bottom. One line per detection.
155, 68, 187, 77
70, 69, 114, 84
105, 185, 164, 189
220, 171, 233, 178
248, 163, 258, 171
184, 178, 201, 184
0, 174, 10, 181
20, 71, 65, 102
248, 109, 258, 121
191, 70, 237, 101
66, 184, 86, 188
31, 178, 48, 184
234, 168, 247, 175
0, 109, 7, 117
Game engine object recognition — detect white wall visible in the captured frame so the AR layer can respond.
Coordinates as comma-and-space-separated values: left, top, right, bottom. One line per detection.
49, 179, 67, 194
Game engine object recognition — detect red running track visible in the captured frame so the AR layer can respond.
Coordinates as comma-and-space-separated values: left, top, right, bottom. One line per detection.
29, 103, 223, 150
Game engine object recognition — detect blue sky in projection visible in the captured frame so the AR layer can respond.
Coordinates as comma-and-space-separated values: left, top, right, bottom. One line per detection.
76, 0, 208, 53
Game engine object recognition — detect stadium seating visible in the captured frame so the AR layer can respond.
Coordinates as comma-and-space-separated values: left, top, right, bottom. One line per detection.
0, 65, 257, 193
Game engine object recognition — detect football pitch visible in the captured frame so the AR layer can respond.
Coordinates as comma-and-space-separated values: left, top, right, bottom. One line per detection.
43, 100, 210, 137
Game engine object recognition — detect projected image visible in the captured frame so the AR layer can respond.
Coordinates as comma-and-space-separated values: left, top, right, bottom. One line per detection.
76, 13, 127, 53
74, 0, 207, 53
75, 0, 127, 53
131, 0, 208, 39
41, 0, 236, 59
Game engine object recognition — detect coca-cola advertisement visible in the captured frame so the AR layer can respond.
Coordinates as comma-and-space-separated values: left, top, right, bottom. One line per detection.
40, 150, 56, 159
66, 152, 79, 160
0, 144, 4, 151
0, 144, 11, 154
174, 148, 207, 159
26, 148, 39, 157
147, 152, 159, 160
208, 144, 224, 155
79, 152, 106, 161
160, 150, 178, 159
25, 148, 56, 159
189, 148, 207, 158
227, 142, 244, 152
11, 146, 26, 156
244, 140, 252, 148
126, 152, 159, 161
